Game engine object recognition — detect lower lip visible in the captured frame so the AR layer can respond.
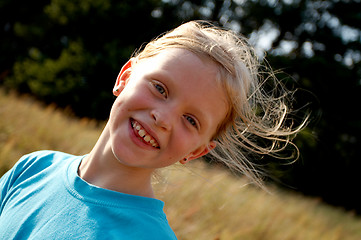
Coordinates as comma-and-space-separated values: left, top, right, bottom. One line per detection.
128, 119, 158, 150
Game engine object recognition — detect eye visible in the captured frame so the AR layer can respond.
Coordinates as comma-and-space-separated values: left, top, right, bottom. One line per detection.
152, 81, 167, 98
185, 115, 198, 129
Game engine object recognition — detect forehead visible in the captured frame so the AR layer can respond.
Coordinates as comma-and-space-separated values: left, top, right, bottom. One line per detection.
138, 48, 214, 71
135, 48, 229, 136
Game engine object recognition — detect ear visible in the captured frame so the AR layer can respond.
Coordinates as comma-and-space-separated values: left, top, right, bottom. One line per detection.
113, 58, 134, 96
180, 141, 217, 164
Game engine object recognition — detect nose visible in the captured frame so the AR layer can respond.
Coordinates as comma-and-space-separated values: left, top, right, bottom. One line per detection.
151, 108, 173, 131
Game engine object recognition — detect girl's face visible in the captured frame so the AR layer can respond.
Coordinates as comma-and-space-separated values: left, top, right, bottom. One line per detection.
108, 48, 228, 170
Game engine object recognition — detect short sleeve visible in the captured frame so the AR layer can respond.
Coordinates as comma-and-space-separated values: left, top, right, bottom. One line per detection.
0, 154, 29, 214
0, 151, 49, 214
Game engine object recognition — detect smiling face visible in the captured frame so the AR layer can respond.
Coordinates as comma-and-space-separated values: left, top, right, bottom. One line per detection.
108, 48, 228, 170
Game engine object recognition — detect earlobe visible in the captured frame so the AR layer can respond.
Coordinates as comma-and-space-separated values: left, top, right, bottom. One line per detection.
113, 58, 134, 96
180, 141, 217, 164
179, 158, 189, 165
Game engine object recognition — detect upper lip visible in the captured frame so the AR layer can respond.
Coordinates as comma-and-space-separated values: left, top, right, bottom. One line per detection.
132, 118, 160, 148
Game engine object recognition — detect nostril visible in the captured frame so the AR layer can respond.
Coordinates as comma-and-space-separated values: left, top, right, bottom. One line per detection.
151, 110, 171, 130
151, 112, 157, 121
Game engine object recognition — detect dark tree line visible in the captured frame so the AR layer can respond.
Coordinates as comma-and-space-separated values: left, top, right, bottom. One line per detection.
1, 0, 361, 213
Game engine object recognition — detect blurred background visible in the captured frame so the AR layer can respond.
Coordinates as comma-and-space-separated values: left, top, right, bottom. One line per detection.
1, 0, 360, 215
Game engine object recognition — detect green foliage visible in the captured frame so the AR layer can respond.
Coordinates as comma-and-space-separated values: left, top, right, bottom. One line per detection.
44, 0, 111, 25
5, 41, 91, 105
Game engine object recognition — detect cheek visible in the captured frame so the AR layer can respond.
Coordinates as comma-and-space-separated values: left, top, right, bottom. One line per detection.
122, 85, 154, 108
167, 129, 201, 156
110, 88, 147, 116
109, 98, 127, 123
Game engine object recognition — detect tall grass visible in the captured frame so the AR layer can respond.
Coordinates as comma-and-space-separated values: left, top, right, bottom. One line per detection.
0, 89, 100, 175
157, 164, 361, 239
1, 89, 361, 239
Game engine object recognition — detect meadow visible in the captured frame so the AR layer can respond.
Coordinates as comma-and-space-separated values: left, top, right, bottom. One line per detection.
1, 89, 361, 240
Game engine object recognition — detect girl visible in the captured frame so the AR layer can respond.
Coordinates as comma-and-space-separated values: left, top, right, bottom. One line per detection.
0, 21, 306, 239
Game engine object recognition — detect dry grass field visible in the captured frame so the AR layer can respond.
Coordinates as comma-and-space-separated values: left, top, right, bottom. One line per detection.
1, 89, 361, 239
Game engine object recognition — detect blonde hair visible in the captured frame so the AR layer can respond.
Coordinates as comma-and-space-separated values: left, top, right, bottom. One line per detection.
134, 21, 308, 187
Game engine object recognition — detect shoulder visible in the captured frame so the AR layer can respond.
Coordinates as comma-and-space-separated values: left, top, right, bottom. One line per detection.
19, 150, 78, 165
15, 150, 76, 171
20, 150, 75, 161
6, 151, 78, 184
0, 151, 80, 205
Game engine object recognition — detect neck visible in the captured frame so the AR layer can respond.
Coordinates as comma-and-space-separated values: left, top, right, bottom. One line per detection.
78, 122, 155, 198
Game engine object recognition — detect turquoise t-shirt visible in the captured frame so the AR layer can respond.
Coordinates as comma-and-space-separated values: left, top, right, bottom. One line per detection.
0, 151, 177, 239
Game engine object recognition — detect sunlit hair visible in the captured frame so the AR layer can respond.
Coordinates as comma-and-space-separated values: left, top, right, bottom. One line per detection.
133, 20, 308, 188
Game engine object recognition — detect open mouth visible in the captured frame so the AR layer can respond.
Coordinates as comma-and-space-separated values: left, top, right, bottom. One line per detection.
131, 119, 160, 149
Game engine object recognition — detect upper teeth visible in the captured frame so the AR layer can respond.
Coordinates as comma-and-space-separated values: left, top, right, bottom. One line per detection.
132, 120, 159, 148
